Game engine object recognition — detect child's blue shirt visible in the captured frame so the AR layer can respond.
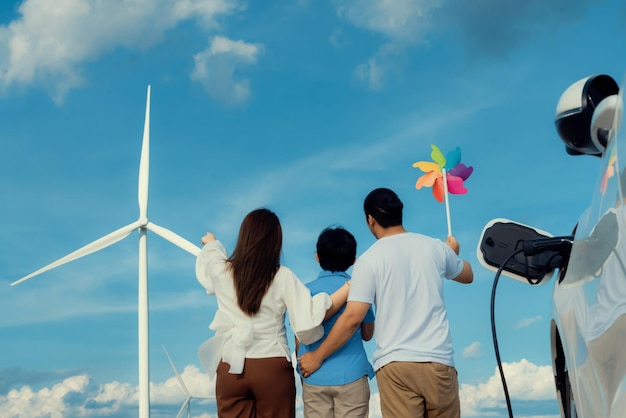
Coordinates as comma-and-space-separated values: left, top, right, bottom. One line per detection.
297, 270, 375, 385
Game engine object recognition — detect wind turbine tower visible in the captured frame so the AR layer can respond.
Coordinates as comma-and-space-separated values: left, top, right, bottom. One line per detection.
11, 86, 201, 418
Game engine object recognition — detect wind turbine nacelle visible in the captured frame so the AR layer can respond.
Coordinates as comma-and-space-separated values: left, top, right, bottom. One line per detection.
555, 74, 619, 157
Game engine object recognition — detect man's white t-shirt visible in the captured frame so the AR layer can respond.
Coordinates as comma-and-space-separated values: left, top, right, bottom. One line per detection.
348, 232, 464, 370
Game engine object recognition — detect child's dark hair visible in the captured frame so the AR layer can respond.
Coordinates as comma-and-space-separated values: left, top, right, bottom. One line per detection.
316, 227, 357, 272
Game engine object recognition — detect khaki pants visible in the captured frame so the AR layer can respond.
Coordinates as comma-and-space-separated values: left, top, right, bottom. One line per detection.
375, 361, 460, 418
216, 358, 296, 418
302, 376, 370, 418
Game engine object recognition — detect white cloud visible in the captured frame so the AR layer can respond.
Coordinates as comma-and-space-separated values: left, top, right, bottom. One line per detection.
171, 0, 244, 26
517, 315, 542, 328
89, 380, 137, 415
335, 0, 438, 42
1, 375, 89, 418
335, 0, 438, 89
0, 0, 243, 103
462, 341, 483, 359
459, 359, 555, 416
191, 36, 263, 106
0, 365, 215, 418
0, 358, 558, 417
152, 364, 215, 403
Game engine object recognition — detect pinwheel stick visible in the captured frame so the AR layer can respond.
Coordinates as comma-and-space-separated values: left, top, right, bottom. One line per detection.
442, 168, 452, 236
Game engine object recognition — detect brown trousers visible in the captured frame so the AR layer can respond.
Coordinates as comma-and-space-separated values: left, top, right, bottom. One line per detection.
376, 361, 460, 418
216, 357, 296, 418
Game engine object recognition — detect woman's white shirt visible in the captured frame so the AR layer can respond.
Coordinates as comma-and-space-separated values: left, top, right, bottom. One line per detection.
195, 240, 331, 376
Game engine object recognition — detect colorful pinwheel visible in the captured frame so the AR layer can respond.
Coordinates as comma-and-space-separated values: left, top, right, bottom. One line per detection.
412, 144, 473, 235
413, 144, 473, 202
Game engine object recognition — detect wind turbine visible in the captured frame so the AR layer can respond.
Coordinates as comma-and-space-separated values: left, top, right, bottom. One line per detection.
10, 86, 201, 418
162, 345, 214, 418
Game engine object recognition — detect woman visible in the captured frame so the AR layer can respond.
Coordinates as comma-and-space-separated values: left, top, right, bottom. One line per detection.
196, 208, 350, 418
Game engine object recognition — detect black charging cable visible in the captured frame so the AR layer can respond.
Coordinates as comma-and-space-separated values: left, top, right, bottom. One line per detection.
490, 248, 524, 418
490, 235, 573, 418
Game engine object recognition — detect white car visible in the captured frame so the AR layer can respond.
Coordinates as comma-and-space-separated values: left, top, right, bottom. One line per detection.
478, 74, 625, 418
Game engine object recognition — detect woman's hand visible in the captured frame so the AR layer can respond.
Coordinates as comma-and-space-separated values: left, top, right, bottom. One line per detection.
201, 232, 216, 245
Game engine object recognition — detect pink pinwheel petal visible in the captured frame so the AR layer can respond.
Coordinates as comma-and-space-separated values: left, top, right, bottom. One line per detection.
446, 175, 468, 195
433, 178, 445, 202
448, 163, 473, 181
416, 171, 441, 189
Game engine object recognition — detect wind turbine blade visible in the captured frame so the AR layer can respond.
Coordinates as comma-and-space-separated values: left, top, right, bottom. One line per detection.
138, 85, 150, 222
11, 221, 141, 286
162, 345, 191, 396
147, 222, 201, 256
175, 398, 190, 418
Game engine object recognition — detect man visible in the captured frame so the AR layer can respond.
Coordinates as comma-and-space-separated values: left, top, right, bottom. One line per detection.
299, 187, 473, 418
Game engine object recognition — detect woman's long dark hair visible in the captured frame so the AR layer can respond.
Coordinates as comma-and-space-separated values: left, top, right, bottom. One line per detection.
228, 208, 282, 315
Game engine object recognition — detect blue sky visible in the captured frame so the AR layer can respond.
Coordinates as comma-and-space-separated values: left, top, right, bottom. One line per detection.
1, 0, 626, 417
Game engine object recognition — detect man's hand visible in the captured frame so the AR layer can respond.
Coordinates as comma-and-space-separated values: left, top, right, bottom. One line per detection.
446, 235, 460, 255
298, 351, 323, 377
298, 301, 370, 377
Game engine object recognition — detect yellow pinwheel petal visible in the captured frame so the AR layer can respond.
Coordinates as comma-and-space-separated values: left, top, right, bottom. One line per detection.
412, 161, 440, 173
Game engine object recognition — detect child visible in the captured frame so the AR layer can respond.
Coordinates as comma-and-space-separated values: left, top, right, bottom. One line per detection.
296, 227, 375, 418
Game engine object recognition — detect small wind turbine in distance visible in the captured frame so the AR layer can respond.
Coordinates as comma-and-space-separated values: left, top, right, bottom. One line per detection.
162, 345, 214, 418
10, 85, 202, 418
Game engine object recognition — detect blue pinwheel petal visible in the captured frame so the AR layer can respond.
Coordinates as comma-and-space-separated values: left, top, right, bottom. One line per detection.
445, 147, 461, 169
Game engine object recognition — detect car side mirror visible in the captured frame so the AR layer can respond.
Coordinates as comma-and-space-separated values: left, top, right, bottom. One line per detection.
555, 74, 619, 156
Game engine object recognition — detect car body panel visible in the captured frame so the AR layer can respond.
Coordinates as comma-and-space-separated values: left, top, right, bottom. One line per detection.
552, 87, 626, 416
